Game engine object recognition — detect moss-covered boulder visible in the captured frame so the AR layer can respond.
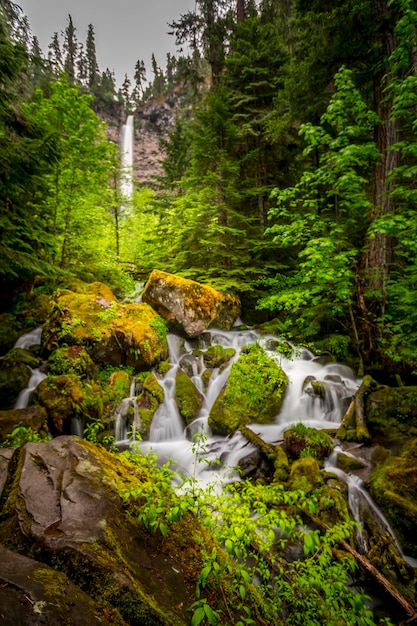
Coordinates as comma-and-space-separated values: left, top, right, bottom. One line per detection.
283, 423, 333, 461
369, 439, 417, 559
34, 375, 103, 434
42, 282, 168, 372
175, 370, 203, 425
0, 356, 31, 410
47, 346, 96, 378
286, 456, 324, 494
208, 344, 288, 436
201, 344, 236, 369
142, 270, 241, 338
137, 373, 165, 435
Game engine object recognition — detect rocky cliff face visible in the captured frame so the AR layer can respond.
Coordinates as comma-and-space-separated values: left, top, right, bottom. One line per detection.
104, 90, 182, 188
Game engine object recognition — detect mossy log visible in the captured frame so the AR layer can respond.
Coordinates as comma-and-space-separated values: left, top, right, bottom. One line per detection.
239, 425, 276, 460
337, 376, 377, 443
303, 511, 417, 620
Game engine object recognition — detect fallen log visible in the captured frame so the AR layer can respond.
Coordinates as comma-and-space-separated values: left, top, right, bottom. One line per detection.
337, 376, 376, 442
303, 510, 417, 619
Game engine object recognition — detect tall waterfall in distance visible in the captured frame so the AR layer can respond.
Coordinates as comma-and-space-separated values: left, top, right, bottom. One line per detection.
120, 114, 134, 200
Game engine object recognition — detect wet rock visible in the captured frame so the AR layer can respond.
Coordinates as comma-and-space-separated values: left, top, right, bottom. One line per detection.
175, 371, 203, 425
142, 270, 241, 338
209, 343, 287, 436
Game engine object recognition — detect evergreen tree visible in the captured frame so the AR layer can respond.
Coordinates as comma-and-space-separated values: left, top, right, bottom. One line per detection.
0, 11, 58, 285
86, 23, 99, 89
63, 14, 78, 83
48, 32, 62, 77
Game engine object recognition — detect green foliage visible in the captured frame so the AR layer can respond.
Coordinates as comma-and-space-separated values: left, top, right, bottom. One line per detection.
120, 444, 387, 626
2, 424, 49, 447
23, 76, 120, 277
83, 415, 115, 449
258, 67, 380, 338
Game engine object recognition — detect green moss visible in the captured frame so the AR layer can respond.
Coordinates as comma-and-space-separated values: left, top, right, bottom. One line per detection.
200, 344, 236, 369
208, 343, 288, 435
370, 438, 417, 558
286, 456, 324, 493
136, 373, 165, 433
48, 346, 95, 378
283, 423, 333, 460
175, 371, 203, 424
336, 452, 366, 473
0, 359, 31, 409
35, 375, 103, 433
273, 445, 290, 483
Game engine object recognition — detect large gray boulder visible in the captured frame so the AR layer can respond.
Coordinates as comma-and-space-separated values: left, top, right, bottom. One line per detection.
142, 270, 241, 338
0, 437, 193, 625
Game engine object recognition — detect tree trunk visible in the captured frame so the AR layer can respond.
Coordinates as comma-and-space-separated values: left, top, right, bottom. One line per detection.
359, 0, 399, 355
237, 0, 245, 23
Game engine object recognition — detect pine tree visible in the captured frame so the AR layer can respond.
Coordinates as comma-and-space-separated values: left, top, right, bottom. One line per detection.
86, 24, 99, 89
48, 32, 62, 77
63, 14, 78, 83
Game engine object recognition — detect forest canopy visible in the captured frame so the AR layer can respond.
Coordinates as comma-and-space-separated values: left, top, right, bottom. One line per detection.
1, 0, 417, 378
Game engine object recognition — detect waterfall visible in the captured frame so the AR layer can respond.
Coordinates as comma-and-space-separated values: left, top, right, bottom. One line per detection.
120, 114, 134, 200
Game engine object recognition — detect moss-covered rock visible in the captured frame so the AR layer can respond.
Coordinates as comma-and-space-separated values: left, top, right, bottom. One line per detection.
336, 452, 366, 473
142, 270, 241, 338
137, 373, 165, 435
366, 385, 417, 438
48, 346, 96, 378
175, 371, 203, 425
34, 375, 103, 434
369, 439, 417, 558
286, 456, 324, 493
283, 423, 333, 461
208, 344, 288, 436
200, 344, 236, 369
42, 282, 168, 372
0, 357, 31, 410
3, 348, 40, 369
273, 445, 290, 483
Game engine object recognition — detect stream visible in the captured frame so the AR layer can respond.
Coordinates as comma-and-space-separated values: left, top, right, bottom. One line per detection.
12, 325, 417, 568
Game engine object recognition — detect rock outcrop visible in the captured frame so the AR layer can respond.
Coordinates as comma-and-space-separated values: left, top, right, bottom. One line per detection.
142, 270, 241, 338
42, 282, 168, 371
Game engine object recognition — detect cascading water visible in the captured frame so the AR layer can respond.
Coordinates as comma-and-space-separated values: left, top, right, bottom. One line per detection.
120, 114, 134, 200
116, 327, 361, 483
12, 328, 47, 410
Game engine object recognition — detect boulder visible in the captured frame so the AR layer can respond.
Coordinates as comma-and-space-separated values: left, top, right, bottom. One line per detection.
0, 406, 48, 443
42, 282, 168, 372
208, 343, 288, 435
0, 544, 125, 626
142, 270, 241, 338
0, 437, 194, 625
175, 370, 203, 425
34, 375, 103, 434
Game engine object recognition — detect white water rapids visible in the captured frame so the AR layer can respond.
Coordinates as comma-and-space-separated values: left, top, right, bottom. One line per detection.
115, 327, 359, 483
